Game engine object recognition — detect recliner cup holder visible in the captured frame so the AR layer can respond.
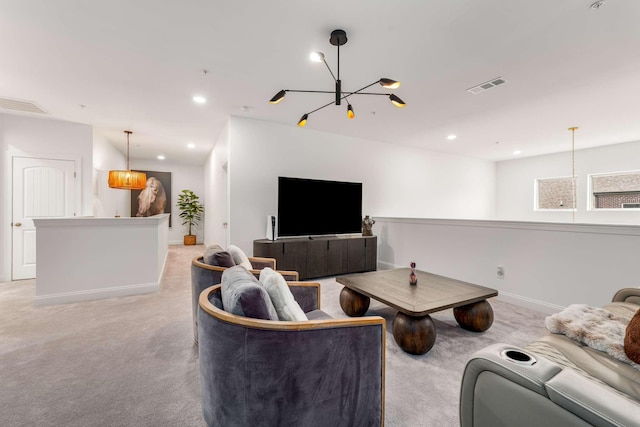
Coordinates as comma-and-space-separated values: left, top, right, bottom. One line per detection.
500, 349, 537, 366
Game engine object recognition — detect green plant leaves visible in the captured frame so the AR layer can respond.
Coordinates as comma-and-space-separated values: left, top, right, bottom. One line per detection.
177, 189, 204, 235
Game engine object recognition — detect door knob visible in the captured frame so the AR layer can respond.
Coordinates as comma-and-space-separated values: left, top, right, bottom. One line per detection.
14, 222, 22, 227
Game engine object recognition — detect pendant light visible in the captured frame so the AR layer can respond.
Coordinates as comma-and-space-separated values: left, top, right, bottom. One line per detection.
269, 29, 406, 127
108, 131, 147, 190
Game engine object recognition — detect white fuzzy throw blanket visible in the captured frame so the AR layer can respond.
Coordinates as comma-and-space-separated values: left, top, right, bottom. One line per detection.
545, 304, 639, 369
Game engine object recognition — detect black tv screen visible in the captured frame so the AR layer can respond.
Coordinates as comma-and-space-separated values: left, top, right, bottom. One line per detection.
278, 177, 362, 237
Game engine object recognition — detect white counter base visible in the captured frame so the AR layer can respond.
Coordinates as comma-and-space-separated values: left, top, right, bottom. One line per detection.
33, 214, 169, 305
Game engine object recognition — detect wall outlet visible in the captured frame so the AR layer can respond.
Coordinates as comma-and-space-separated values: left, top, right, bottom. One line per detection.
497, 267, 505, 279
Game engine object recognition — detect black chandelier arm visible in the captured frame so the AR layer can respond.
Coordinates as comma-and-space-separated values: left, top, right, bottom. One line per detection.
304, 92, 393, 117
341, 80, 381, 101
285, 89, 336, 95
306, 99, 337, 116
342, 92, 391, 96
322, 58, 338, 83
301, 89, 399, 116
284, 89, 389, 95
284, 89, 391, 96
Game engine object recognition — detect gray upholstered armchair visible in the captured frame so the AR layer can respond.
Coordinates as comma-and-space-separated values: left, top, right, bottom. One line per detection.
197, 282, 386, 427
190, 256, 299, 344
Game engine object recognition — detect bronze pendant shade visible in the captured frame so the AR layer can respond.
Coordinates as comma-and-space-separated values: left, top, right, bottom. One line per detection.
269, 29, 406, 127
108, 131, 147, 190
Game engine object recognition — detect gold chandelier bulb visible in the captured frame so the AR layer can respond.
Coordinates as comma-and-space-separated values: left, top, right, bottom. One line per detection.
347, 104, 355, 119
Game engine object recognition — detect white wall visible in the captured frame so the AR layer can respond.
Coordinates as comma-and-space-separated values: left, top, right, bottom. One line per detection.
131, 159, 205, 245
226, 116, 496, 254
203, 119, 229, 248
376, 217, 640, 313
497, 139, 640, 224
1, 113, 93, 282
92, 130, 129, 218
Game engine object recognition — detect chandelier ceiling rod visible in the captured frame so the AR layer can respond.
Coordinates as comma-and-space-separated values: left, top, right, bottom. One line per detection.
333, 29, 344, 105
269, 29, 406, 127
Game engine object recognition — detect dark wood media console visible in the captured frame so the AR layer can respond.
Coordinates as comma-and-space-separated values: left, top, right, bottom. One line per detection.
253, 236, 377, 280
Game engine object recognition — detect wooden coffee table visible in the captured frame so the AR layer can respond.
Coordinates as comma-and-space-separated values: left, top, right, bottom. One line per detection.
336, 268, 498, 355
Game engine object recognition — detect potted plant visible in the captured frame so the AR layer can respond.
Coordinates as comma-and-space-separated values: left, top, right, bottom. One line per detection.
177, 189, 204, 245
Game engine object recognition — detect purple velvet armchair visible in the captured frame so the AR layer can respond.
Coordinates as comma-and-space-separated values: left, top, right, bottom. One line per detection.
197, 281, 386, 426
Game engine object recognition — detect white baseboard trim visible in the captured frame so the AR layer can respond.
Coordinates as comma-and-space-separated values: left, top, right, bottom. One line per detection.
158, 250, 169, 284
497, 291, 564, 315
168, 241, 204, 245
34, 282, 159, 306
377, 260, 402, 270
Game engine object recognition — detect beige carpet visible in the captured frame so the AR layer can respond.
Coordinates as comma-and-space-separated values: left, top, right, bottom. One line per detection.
0, 244, 547, 426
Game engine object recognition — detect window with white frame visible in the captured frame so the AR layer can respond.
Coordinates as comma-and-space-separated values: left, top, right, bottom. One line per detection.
590, 171, 640, 209
536, 176, 576, 210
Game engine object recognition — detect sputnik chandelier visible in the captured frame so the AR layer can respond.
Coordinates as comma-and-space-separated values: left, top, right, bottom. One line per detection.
269, 29, 406, 127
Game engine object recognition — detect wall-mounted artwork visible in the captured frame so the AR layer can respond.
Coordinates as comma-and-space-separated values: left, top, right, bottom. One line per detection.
130, 170, 172, 227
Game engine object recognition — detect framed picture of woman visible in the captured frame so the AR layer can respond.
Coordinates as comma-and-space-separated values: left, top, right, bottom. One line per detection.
130, 170, 172, 227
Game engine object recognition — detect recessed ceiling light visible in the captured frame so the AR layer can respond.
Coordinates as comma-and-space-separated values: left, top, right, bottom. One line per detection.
447, 134, 457, 140
157, 155, 165, 160
187, 143, 195, 149
193, 95, 206, 104
513, 150, 522, 155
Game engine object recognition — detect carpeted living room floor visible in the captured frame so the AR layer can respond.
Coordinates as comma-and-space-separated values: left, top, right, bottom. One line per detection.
0, 244, 548, 427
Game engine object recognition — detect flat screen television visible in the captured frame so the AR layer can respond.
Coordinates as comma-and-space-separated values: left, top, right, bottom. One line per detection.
278, 176, 362, 237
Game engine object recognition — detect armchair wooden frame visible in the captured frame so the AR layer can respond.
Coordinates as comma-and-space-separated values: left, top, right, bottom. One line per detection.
197, 282, 386, 427
199, 283, 385, 333
191, 256, 300, 281
191, 255, 299, 344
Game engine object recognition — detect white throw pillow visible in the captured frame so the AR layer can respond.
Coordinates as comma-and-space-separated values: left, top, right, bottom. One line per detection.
227, 245, 253, 271
259, 268, 307, 321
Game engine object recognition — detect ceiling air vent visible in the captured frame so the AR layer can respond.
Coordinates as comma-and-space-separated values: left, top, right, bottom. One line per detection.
467, 77, 507, 95
0, 97, 47, 114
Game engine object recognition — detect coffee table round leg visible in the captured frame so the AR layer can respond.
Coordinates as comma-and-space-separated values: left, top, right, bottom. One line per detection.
392, 312, 436, 355
453, 300, 494, 332
339, 287, 370, 317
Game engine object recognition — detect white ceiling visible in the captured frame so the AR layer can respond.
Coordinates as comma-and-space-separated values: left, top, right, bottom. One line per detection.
1, 0, 639, 165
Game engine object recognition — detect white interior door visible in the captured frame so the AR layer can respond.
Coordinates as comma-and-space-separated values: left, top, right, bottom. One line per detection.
12, 157, 76, 280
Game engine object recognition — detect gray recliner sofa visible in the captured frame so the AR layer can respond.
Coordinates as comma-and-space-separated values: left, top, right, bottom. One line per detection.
197, 282, 386, 427
460, 288, 640, 427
